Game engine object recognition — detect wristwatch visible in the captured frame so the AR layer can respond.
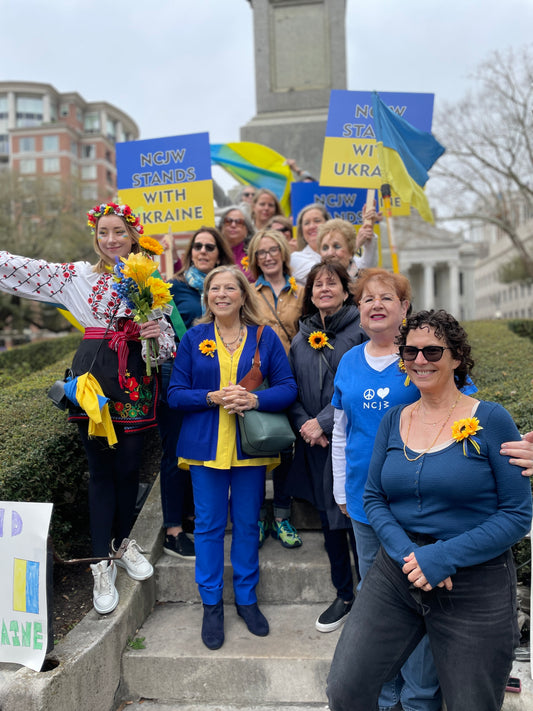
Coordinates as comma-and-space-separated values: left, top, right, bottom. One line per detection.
206, 393, 216, 407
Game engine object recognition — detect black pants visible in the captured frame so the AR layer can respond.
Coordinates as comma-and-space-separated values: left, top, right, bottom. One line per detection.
78, 422, 145, 556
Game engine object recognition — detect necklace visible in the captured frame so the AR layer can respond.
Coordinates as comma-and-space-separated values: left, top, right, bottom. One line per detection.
403, 392, 462, 462
216, 322, 244, 350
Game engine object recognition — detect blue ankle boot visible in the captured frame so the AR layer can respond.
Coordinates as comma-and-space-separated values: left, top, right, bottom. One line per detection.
201, 600, 224, 650
235, 602, 269, 636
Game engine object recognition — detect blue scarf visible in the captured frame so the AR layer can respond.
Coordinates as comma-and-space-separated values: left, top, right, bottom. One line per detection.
184, 265, 207, 313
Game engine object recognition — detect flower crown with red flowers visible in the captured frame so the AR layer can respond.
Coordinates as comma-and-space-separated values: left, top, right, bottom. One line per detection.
86, 202, 144, 235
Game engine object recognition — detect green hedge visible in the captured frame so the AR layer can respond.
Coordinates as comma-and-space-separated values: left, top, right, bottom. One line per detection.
0, 351, 88, 552
507, 318, 533, 342
0, 333, 82, 388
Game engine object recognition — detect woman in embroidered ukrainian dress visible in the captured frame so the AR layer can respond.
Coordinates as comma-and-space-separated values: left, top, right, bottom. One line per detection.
0, 202, 174, 615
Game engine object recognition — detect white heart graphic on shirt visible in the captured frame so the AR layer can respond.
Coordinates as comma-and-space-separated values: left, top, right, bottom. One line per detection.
377, 388, 390, 399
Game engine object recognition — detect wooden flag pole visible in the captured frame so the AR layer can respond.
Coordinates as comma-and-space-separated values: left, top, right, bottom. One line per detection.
381, 184, 400, 273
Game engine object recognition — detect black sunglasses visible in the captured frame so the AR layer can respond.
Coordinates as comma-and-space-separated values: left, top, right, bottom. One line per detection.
192, 242, 217, 252
399, 345, 451, 362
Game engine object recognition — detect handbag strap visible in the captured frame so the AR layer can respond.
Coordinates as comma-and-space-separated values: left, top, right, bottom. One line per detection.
319, 348, 337, 377
258, 289, 292, 343
238, 325, 265, 392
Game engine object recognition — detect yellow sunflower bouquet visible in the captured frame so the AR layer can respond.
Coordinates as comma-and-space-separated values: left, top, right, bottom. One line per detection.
114, 240, 172, 375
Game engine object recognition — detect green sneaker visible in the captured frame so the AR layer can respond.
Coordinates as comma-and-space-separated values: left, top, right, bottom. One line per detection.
258, 519, 269, 548
271, 519, 302, 548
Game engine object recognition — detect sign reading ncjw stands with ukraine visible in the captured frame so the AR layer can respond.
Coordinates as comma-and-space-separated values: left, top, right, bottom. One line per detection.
0, 501, 52, 671
116, 133, 215, 235
320, 90, 435, 189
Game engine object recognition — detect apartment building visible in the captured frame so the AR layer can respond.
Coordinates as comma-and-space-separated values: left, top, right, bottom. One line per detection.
0, 80, 139, 201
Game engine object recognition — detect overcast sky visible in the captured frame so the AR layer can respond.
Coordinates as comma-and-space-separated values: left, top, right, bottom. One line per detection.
2, 0, 532, 145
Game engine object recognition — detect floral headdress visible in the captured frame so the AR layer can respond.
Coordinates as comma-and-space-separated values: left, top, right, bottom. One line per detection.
87, 202, 144, 236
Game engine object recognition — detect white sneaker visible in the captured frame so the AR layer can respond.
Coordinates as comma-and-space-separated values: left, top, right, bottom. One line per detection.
113, 538, 153, 581
90, 560, 119, 614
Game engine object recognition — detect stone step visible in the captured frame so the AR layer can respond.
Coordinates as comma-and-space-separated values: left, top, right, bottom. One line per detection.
120, 703, 328, 711
156, 530, 352, 605
120, 602, 338, 707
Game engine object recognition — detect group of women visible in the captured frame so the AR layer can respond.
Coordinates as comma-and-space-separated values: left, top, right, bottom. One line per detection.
2, 192, 532, 711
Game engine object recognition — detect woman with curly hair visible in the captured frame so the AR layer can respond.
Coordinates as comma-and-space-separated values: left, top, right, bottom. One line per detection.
327, 308, 533, 711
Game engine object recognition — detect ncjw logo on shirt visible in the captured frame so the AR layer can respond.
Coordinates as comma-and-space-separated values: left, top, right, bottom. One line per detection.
363, 387, 390, 410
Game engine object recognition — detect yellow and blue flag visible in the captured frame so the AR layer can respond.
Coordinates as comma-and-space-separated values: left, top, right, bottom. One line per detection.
13, 558, 40, 614
371, 92, 445, 223
210, 142, 292, 215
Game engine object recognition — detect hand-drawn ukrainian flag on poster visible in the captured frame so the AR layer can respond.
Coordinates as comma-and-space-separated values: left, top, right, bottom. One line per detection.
0, 501, 53, 671
320, 91, 436, 215
116, 132, 214, 236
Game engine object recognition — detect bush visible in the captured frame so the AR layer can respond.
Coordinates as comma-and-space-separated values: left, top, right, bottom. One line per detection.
0, 351, 89, 553
508, 319, 533, 342
0, 333, 82, 388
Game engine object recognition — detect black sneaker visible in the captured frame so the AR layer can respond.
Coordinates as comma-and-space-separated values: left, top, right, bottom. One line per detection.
315, 596, 353, 633
163, 532, 195, 558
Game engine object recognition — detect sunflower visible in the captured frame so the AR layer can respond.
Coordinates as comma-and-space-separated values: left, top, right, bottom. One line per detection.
139, 236, 164, 256
241, 255, 249, 270
308, 331, 333, 350
288, 276, 297, 295
146, 276, 172, 308
451, 417, 483, 456
199, 339, 217, 357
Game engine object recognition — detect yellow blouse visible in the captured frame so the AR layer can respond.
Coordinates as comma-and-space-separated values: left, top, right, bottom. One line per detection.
179, 327, 279, 471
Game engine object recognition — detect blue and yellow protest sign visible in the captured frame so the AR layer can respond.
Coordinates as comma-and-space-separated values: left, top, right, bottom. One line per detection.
0, 501, 53, 671
291, 182, 407, 223
116, 133, 214, 235
320, 90, 435, 191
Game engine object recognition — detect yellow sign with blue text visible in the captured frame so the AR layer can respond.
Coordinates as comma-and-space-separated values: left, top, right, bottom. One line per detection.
320, 91, 436, 215
116, 133, 214, 235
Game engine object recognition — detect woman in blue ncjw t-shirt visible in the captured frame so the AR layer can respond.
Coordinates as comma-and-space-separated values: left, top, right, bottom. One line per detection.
329, 268, 533, 711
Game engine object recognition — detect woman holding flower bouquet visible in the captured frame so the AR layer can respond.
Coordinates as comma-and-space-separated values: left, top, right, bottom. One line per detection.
327, 309, 533, 711
168, 265, 296, 650
0, 202, 175, 615
286, 260, 366, 632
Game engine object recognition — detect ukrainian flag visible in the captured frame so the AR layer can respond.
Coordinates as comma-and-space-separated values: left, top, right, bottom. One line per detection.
210, 142, 293, 215
13, 558, 40, 614
371, 92, 445, 224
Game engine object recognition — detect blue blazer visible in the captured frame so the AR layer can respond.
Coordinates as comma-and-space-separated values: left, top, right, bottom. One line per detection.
168, 323, 297, 462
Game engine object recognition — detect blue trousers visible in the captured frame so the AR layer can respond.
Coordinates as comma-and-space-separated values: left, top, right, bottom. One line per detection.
352, 520, 441, 711
157, 361, 194, 528
190, 464, 266, 605
327, 546, 518, 711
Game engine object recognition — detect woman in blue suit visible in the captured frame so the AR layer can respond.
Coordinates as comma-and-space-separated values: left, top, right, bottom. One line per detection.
168, 265, 297, 650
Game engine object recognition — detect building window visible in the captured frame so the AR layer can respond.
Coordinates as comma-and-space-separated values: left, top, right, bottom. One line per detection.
106, 169, 113, 184
71, 140, 78, 156
43, 135, 59, 152
16, 95, 44, 127
82, 144, 96, 159
19, 159, 36, 174
0, 134, 8, 154
106, 118, 117, 141
0, 95, 8, 120
60, 103, 69, 118
43, 157, 60, 173
82, 185, 98, 201
84, 112, 100, 133
81, 164, 97, 180
105, 149, 112, 163
19, 137, 35, 152
76, 108, 83, 123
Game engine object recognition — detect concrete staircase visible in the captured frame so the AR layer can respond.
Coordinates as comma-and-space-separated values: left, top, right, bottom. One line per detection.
118, 499, 340, 710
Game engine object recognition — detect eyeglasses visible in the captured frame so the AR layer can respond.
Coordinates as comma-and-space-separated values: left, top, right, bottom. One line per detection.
223, 217, 246, 226
398, 345, 451, 362
256, 246, 281, 259
273, 226, 292, 235
242, 191, 255, 198
192, 242, 217, 252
